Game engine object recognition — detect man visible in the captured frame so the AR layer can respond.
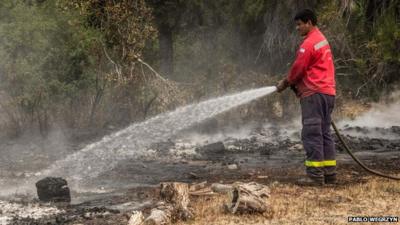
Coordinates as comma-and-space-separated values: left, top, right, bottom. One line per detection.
276, 9, 336, 186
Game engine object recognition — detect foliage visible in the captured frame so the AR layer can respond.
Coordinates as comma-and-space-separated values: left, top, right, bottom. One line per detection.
0, 0, 399, 137
63, 0, 157, 66
0, 0, 160, 136
318, 0, 400, 99
0, 0, 99, 135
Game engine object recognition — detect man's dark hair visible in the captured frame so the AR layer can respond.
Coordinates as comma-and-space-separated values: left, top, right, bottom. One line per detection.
294, 9, 317, 25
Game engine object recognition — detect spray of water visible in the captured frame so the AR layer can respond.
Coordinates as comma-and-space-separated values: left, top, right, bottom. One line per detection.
34, 86, 276, 185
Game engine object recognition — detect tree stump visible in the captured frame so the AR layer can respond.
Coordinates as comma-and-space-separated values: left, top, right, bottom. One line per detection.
225, 182, 270, 214
133, 182, 194, 225
159, 182, 193, 221
35, 177, 71, 203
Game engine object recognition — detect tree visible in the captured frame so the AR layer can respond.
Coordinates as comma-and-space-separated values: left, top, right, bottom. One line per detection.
63, 0, 156, 79
0, 0, 99, 135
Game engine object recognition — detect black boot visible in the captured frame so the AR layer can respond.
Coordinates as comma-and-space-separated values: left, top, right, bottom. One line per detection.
324, 175, 337, 185
296, 176, 324, 186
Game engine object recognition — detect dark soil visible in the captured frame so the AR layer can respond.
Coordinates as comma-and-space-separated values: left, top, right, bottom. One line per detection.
2, 125, 400, 225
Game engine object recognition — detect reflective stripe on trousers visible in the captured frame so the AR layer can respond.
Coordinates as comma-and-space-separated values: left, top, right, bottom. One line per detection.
305, 160, 337, 167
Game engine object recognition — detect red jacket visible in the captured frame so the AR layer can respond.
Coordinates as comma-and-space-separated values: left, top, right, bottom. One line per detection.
287, 27, 336, 98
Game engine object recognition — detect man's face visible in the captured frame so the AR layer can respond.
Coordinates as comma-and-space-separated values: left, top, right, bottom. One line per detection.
295, 20, 313, 37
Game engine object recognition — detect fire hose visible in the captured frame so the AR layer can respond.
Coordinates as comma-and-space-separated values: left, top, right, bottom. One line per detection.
331, 121, 400, 180
281, 85, 399, 180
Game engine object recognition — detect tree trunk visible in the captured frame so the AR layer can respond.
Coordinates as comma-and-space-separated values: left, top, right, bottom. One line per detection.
143, 94, 158, 119
158, 24, 173, 77
366, 0, 378, 27
89, 76, 104, 126
365, 0, 391, 30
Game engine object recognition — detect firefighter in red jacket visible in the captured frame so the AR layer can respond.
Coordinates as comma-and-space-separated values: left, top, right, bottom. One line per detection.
277, 9, 336, 185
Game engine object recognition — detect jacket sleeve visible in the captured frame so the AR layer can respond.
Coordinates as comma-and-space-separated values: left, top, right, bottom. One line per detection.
287, 43, 313, 85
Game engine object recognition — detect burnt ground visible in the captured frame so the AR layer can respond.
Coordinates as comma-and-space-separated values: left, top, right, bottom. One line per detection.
1, 125, 400, 224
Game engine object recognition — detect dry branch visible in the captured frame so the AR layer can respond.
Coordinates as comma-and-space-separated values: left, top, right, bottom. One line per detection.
137, 58, 169, 84
142, 202, 173, 225
211, 183, 234, 194
128, 211, 144, 225
225, 182, 271, 214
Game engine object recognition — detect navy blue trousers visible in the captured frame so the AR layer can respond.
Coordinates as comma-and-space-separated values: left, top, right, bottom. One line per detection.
300, 93, 336, 179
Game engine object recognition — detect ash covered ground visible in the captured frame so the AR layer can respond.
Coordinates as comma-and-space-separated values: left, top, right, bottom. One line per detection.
0, 118, 399, 224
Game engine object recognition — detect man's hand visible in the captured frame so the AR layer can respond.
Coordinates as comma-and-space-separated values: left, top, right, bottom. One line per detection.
276, 78, 289, 93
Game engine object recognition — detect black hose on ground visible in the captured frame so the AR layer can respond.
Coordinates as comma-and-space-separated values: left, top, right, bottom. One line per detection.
331, 121, 400, 180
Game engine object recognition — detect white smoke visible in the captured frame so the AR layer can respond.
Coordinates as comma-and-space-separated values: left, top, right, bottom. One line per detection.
340, 96, 400, 128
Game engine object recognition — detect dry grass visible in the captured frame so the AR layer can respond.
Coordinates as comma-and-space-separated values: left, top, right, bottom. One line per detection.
177, 177, 400, 225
